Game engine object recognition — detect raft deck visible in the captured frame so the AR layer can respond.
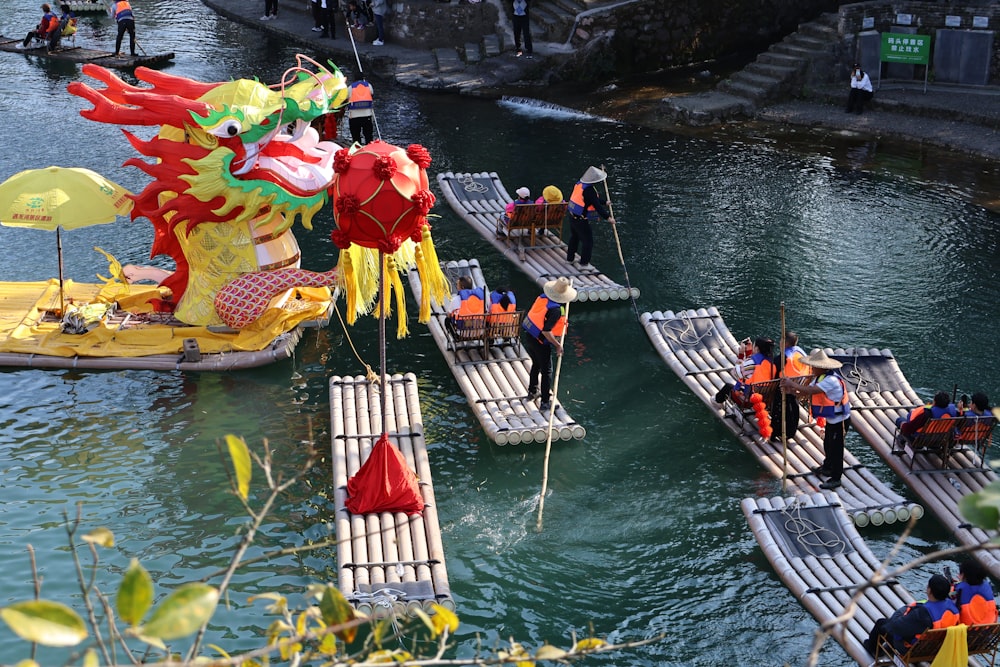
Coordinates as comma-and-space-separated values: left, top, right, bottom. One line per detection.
641, 307, 922, 526
329, 373, 453, 615
408, 258, 586, 446
832, 347, 1000, 581
436, 171, 638, 303
740, 493, 984, 667
0, 36, 174, 69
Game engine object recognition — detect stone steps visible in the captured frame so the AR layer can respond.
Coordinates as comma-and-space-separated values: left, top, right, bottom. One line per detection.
661, 11, 842, 126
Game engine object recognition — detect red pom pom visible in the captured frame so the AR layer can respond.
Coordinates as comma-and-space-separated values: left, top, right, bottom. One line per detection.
816, 417, 827, 428
336, 193, 361, 215
406, 144, 432, 168
750, 393, 764, 405
410, 189, 436, 215
330, 229, 353, 249
333, 148, 352, 174
373, 154, 398, 180
760, 427, 773, 439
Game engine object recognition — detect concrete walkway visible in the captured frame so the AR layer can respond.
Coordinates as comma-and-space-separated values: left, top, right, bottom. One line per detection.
202, 0, 1000, 161
202, 0, 551, 94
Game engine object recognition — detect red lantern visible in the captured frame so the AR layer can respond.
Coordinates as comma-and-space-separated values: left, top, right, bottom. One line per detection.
329, 141, 435, 253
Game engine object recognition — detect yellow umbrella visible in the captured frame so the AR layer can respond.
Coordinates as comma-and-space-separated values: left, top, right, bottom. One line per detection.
0, 166, 134, 314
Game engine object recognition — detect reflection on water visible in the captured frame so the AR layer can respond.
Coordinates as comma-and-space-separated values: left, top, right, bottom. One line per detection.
0, 1, 999, 665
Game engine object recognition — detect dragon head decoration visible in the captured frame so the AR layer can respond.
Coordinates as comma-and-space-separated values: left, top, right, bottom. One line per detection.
68, 56, 349, 327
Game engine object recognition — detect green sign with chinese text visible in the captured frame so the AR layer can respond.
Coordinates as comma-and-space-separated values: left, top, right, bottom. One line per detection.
880, 33, 931, 64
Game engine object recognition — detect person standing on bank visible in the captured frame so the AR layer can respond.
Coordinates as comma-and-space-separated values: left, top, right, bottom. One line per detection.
512, 0, 532, 58
110, 0, 136, 57
780, 349, 852, 490
566, 166, 615, 269
347, 76, 375, 145
846, 64, 873, 114
521, 277, 576, 412
371, 0, 386, 45
260, 0, 278, 20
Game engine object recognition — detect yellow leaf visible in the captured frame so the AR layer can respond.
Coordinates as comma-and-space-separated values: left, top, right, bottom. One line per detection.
82, 527, 115, 548
534, 645, 568, 660
139, 584, 219, 641
225, 434, 252, 500
318, 632, 337, 655
14, 660, 40, 667
430, 604, 458, 635
117, 559, 153, 626
572, 637, 607, 651
0, 600, 87, 647
82, 649, 99, 667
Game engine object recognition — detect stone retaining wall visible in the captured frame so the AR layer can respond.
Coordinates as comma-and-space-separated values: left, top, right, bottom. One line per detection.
838, 1, 999, 80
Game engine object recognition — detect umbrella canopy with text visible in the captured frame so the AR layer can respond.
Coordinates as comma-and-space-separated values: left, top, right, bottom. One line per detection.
0, 166, 134, 312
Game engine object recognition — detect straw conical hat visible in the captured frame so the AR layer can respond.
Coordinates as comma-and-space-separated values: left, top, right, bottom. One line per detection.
579, 166, 607, 184
543, 277, 577, 303
800, 349, 842, 370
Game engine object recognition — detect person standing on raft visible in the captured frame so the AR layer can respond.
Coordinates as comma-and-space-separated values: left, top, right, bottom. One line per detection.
780, 349, 852, 490
566, 166, 614, 269
521, 277, 575, 412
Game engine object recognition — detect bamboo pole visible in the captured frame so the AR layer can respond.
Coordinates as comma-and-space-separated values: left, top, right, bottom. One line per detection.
600, 166, 638, 319
536, 282, 573, 532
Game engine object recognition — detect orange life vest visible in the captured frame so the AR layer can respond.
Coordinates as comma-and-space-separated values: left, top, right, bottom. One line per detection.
456, 287, 485, 316
782, 347, 810, 378
348, 81, 374, 110
810, 373, 850, 418
567, 182, 594, 217
522, 295, 566, 340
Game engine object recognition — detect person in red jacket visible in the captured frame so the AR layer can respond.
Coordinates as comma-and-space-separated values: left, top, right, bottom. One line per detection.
21, 4, 60, 49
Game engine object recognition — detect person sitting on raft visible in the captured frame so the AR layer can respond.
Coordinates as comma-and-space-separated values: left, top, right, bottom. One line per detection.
446, 276, 486, 334
500, 186, 532, 234
21, 3, 61, 49
714, 336, 776, 407
488, 287, 515, 314
958, 391, 992, 419
863, 573, 959, 656
895, 390, 958, 438
952, 559, 999, 626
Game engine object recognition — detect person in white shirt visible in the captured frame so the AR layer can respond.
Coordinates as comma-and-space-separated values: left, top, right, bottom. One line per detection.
846, 65, 874, 114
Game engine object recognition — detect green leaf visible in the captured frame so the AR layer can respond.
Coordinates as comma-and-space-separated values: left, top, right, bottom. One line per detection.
959, 479, 1000, 530
139, 584, 219, 641
225, 435, 252, 500
319, 585, 356, 643
82, 527, 115, 548
117, 559, 154, 626
0, 600, 87, 647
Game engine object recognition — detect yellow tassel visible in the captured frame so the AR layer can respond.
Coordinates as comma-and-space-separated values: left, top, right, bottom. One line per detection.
418, 224, 449, 323
388, 257, 408, 339
414, 245, 431, 323
340, 249, 358, 325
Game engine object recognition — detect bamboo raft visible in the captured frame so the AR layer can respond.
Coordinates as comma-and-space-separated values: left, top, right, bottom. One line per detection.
641, 307, 922, 526
329, 373, 453, 615
743, 494, 928, 667
435, 171, 639, 303
832, 347, 1000, 581
0, 36, 174, 69
407, 258, 585, 445
66, 2, 111, 12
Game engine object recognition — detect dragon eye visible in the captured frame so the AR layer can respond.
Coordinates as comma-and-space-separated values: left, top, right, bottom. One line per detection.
210, 119, 243, 138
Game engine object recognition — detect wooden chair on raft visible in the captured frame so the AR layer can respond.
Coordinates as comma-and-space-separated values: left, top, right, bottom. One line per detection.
443, 310, 525, 357
893, 416, 964, 470
496, 202, 568, 253
955, 416, 997, 468
872, 623, 1000, 666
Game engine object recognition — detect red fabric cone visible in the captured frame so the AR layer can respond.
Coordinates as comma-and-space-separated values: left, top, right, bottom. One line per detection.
345, 433, 425, 515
